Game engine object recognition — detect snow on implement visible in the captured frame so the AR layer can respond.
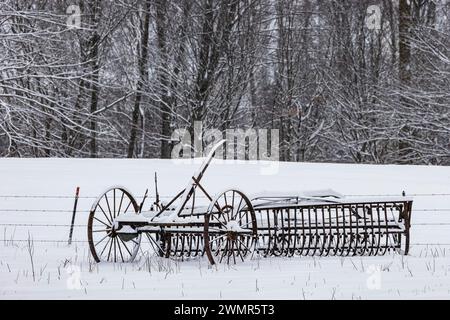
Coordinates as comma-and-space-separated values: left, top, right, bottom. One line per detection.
87, 140, 413, 264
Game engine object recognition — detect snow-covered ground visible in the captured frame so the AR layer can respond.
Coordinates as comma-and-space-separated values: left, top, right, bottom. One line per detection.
0, 158, 449, 299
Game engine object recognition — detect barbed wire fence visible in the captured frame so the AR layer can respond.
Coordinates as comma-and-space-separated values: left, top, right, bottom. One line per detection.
0, 191, 449, 247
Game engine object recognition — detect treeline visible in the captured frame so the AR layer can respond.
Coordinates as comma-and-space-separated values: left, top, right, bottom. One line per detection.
0, 0, 449, 164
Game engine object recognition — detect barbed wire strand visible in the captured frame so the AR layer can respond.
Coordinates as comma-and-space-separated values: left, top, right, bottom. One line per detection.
0, 193, 449, 199
0, 208, 449, 214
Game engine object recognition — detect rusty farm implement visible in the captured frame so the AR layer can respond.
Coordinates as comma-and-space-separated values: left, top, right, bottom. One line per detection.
87, 140, 413, 265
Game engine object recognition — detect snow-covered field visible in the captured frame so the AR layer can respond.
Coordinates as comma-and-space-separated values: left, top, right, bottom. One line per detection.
0, 158, 449, 299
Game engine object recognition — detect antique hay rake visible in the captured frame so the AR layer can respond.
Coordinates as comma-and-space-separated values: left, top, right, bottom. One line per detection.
87, 140, 413, 265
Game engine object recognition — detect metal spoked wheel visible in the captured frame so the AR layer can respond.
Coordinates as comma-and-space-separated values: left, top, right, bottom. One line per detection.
88, 187, 141, 263
204, 189, 257, 265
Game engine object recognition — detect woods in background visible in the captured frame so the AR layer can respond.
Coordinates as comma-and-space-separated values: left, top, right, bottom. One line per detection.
0, 0, 449, 164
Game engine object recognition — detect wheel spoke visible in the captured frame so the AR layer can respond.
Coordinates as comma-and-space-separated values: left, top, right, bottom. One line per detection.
223, 192, 228, 207
117, 238, 125, 262
227, 240, 234, 264
93, 216, 110, 228
231, 191, 236, 221
118, 236, 133, 257
100, 237, 112, 257
232, 197, 244, 220
146, 234, 162, 254
113, 189, 116, 219
96, 205, 112, 226
113, 237, 117, 263
219, 240, 229, 263
236, 238, 252, 252
94, 232, 111, 247
212, 214, 227, 229
117, 192, 125, 217
209, 233, 227, 244
231, 240, 236, 264
92, 228, 110, 233
107, 237, 114, 261
124, 199, 133, 214
236, 212, 250, 226
104, 194, 114, 222
213, 236, 226, 255
235, 240, 245, 262
238, 221, 253, 229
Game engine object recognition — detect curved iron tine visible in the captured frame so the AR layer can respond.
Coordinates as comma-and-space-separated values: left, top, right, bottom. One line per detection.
193, 234, 199, 257
180, 235, 186, 257
360, 204, 369, 255
345, 205, 353, 257
290, 207, 297, 256
285, 208, 293, 256
251, 236, 258, 259
299, 207, 306, 256
186, 234, 191, 257
368, 204, 377, 256
339, 205, 347, 256
265, 209, 272, 257
277, 209, 284, 255
318, 205, 329, 256
311, 207, 320, 256
239, 235, 247, 256
175, 235, 181, 257
304, 207, 312, 256
354, 205, 362, 255
213, 236, 226, 257
382, 203, 390, 255
196, 234, 201, 256
374, 204, 382, 256
236, 237, 245, 262
332, 205, 341, 256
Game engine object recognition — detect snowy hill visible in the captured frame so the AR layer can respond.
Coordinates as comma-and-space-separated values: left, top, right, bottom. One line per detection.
0, 159, 449, 299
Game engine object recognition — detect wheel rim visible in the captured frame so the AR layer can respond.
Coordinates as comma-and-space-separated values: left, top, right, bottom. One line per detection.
204, 190, 257, 265
88, 187, 141, 263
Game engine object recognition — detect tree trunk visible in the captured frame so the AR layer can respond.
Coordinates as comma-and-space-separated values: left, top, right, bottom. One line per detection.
398, 0, 412, 163
155, 0, 172, 159
127, 0, 151, 158
88, 1, 101, 158
89, 32, 100, 158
